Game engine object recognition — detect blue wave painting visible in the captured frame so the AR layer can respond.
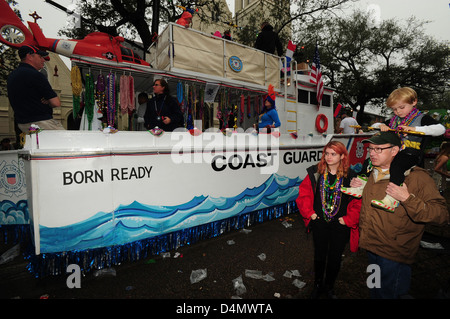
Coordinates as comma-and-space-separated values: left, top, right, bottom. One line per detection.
39, 174, 302, 253
0, 200, 29, 225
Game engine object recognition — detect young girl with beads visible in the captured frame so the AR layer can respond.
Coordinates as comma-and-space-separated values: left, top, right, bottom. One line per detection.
296, 141, 361, 299
341, 87, 445, 212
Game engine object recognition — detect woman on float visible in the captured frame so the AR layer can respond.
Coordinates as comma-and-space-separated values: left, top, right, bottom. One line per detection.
258, 84, 280, 133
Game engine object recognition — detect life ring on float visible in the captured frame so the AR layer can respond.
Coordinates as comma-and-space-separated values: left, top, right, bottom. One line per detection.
315, 114, 328, 133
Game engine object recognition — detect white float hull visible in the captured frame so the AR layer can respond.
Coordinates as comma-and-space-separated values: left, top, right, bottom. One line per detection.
7, 131, 369, 255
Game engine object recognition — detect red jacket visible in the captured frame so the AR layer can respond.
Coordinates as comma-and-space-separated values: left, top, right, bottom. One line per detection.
296, 173, 361, 252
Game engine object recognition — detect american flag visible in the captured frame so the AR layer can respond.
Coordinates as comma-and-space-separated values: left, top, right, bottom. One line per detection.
310, 43, 324, 108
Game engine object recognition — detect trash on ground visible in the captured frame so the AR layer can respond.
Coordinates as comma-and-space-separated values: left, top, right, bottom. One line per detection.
274, 292, 281, 298
283, 270, 301, 278
292, 279, 306, 289
190, 268, 207, 284
93, 268, 116, 277
257, 253, 266, 261
232, 275, 247, 296
281, 220, 292, 228
0, 244, 20, 265
173, 252, 183, 258
245, 269, 263, 279
291, 269, 301, 277
161, 252, 171, 258
145, 258, 156, 264
240, 229, 252, 234
262, 274, 275, 282
420, 240, 444, 250
227, 240, 235, 245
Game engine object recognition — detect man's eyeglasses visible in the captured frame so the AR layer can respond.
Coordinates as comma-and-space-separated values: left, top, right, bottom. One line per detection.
153, 84, 161, 86
367, 146, 394, 153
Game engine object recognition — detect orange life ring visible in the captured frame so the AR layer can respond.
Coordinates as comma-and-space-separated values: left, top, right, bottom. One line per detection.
315, 114, 328, 133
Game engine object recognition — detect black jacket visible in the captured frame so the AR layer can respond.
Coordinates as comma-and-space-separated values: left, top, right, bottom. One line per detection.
255, 24, 283, 56
144, 94, 183, 131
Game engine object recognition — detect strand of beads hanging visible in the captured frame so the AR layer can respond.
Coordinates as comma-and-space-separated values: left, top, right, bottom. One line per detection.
107, 72, 116, 127
319, 169, 343, 222
95, 74, 107, 115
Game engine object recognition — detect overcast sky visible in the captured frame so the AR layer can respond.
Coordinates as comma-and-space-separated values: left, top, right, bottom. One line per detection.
14, 0, 449, 50
354, 0, 449, 42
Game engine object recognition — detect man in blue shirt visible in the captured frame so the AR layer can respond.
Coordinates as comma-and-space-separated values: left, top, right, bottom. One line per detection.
7, 45, 63, 132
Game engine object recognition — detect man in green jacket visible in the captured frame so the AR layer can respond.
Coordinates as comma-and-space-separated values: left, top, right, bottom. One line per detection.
357, 132, 448, 298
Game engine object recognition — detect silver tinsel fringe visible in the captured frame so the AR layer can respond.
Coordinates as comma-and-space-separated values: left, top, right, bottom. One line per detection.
10, 201, 297, 278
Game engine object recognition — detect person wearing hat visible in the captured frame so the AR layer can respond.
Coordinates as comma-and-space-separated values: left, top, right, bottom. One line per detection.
176, 11, 192, 28
7, 45, 63, 132
341, 87, 445, 212
352, 131, 448, 298
258, 84, 280, 133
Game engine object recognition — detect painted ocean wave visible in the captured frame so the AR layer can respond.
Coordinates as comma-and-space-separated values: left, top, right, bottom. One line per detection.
39, 174, 302, 253
0, 200, 29, 225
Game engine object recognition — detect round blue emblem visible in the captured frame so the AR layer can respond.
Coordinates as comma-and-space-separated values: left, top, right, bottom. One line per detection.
228, 56, 243, 72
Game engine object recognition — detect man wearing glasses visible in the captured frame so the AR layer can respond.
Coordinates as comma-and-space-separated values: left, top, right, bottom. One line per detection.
356, 131, 448, 298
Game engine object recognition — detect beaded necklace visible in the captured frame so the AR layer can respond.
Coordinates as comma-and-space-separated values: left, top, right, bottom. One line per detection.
71, 66, 82, 119
85, 74, 94, 130
95, 74, 106, 116
107, 72, 116, 127
154, 95, 166, 121
389, 107, 421, 129
319, 169, 343, 222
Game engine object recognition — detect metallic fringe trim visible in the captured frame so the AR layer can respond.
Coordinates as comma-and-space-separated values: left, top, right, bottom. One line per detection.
25, 201, 297, 278
0, 224, 31, 244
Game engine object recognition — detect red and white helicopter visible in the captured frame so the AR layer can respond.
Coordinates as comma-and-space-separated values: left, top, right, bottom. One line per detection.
0, 0, 150, 66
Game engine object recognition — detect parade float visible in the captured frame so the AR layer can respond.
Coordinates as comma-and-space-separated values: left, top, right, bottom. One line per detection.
0, 1, 371, 276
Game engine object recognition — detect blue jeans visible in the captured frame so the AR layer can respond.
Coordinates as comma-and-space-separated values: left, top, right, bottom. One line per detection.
367, 251, 412, 299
